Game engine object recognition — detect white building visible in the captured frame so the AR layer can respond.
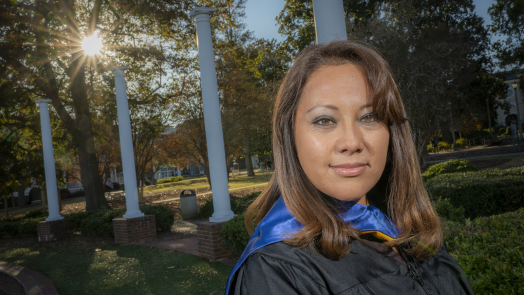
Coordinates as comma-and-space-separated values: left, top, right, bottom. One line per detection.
495, 71, 524, 127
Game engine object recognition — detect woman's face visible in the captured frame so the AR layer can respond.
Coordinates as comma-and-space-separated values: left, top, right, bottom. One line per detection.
294, 64, 389, 203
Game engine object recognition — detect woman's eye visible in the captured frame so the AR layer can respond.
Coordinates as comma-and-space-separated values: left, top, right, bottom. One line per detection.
314, 118, 336, 126
360, 114, 378, 123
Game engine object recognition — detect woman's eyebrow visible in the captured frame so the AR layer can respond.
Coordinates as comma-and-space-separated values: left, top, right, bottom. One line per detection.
306, 104, 338, 113
359, 103, 372, 110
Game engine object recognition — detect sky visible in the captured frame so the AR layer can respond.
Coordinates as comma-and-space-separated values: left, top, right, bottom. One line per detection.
243, 0, 499, 43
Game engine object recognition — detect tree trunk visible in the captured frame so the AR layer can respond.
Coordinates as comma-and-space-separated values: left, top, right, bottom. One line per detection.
440, 120, 453, 144
203, 162, 212, 190
18, 180, 26, 208
3, 195, 8, 218
140, 173, 145, 202
70, 51, 109, 211
57, 188, 62, 212
41, 189, 47, 211
244, 138, 255, 176
77, 143, 110, 210
149, 168, 156, 185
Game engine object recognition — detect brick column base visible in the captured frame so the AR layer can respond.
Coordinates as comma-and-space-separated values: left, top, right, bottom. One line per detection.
113, 215, 157, 244
197, 221, 235, 260
37, 220, 65, 242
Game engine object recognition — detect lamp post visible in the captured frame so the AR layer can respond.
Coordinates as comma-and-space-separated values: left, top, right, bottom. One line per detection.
448, 102, 458, 151
110, 66, 144, 219
35, 99, 63, 222
312, 0, 347, 44
512, 82, 522, 139
486, 98, 493, 139
190, 7, 234, 222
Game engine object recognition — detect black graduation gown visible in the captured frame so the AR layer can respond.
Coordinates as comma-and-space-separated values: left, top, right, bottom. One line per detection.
230, 236, 473, 295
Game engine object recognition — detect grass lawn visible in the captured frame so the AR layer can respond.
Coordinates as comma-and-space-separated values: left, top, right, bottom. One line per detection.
0, 238, 232, 295
144, 172, 273, 194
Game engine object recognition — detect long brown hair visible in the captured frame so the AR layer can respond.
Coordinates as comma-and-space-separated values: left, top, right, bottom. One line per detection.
245, 40, 442, 260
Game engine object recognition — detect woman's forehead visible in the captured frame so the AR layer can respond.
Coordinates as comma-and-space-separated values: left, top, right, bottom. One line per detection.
299, 64, 372, 110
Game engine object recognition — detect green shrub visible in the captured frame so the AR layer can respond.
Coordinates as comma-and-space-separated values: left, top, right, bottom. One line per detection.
141, 205, 175, 232
198, 192, 261, 219
443, 209, 524, 294
29, 187, 41, 202
426, 167, 524, 219
1, 205, 174, 237
25, 209, 46, 218
455, 137, 467, 148
198, 195, 238, 218
63, 205, 174, 236
499, 127, 506, 134
235, 191, 261, 213
70, 190, 85, 198
145, 180, 151, 186
218, 192, 262, 254
422, 159, 478, 182
59, 188, 71, 199
157, 176, 184, 184
501, 132, 509, 137
433, 198, 465, 223
63, 209, 124, 236
0, 217, 45, 237
427, 143, 434, 153
220, 213, 251, 254
438, 141, 451, 150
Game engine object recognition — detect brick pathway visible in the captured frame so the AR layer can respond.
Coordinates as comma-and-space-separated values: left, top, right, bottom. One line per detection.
131, 219, 238, 267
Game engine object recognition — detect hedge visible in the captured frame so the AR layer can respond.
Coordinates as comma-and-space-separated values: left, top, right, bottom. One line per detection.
443, 209, 524, 294
199, 191, 261, 218
422, 159, 478, 182
426, 167, 524, 219
433, 198, 465, 223
220, 213, 251, 254
0, 205, 174, 238
157, 176, 183, 184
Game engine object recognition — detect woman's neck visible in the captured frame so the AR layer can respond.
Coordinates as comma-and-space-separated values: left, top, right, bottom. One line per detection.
356, 195, 368, 205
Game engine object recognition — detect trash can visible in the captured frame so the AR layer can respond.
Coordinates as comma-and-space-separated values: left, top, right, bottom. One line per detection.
180, 189, 198, 219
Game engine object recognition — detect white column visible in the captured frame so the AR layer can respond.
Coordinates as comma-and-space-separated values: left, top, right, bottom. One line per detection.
110, 66, 144, 219
190, 7, 234, 222
312, 0, 348, 44
36, 99, 63, 221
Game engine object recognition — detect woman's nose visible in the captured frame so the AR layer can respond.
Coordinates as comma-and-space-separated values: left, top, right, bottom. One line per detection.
334, 122, 364, 155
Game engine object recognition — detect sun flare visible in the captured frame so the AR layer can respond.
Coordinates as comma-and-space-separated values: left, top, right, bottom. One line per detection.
82, 33, 103, 55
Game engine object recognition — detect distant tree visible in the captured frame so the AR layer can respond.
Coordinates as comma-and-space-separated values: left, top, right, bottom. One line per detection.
276, 0, 506, 163
489, 0, 524, 76
0, 0, 196, 210
277, 0, 384, 55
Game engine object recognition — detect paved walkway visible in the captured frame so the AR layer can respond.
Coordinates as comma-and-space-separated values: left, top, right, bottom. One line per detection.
426, 144, 524, 162
132, 219, 238, 267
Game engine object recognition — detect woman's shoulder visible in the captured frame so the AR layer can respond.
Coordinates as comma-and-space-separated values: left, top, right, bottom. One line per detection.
231, 240, 473, 295
231, 240, 403, 294
230, 242, 329, 295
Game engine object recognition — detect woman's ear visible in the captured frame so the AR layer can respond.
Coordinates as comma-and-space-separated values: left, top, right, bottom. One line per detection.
366, 157, 391, 216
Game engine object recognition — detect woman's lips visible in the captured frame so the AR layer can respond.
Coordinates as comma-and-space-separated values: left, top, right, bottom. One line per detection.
330, 163, 367, 177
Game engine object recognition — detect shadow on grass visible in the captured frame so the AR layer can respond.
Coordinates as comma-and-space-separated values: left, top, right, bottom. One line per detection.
0, 237, 232, 295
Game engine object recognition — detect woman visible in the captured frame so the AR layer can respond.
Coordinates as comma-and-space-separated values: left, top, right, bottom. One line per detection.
226, 40, 472, 295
